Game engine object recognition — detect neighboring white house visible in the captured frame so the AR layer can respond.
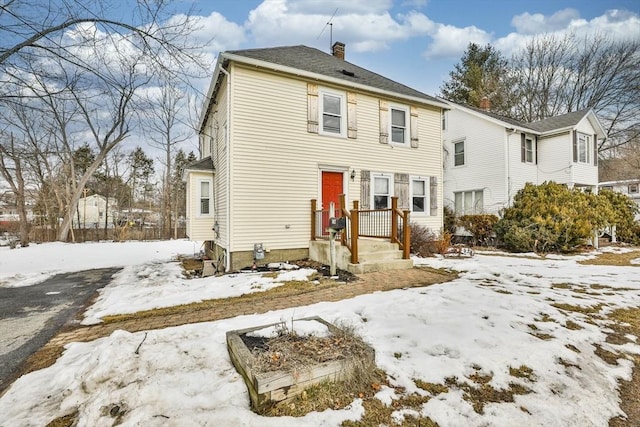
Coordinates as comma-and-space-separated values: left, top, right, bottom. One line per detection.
185, 42, 448, 272
599, 179, 640, 220
73, 194, 118, 228
442, 101, 606, 216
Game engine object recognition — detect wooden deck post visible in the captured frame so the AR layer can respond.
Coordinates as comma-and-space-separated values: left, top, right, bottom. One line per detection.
391, 197, 398, 244
310, 199, 317, 241
351, 200, 359, 264
403, 210, 410, 259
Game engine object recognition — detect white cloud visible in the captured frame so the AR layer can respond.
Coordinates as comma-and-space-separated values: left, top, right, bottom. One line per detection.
181, 11, 246, 52
511, 8, 581, 34
286, 0, 393, 15
423, 24, 492, 58
497, 8, 640, 57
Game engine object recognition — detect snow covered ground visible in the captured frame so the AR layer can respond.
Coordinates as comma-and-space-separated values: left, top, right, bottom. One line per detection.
1, 241, 639, 426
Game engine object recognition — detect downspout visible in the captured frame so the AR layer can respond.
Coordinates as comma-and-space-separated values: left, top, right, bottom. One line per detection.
219, 64, 231, 272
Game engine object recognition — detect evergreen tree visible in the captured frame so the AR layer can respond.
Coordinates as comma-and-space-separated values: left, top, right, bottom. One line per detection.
440, 43, 515, 115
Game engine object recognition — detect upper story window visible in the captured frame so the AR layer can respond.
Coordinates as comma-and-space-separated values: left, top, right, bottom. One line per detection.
320, 90, 346, 137
521, 136, 536, 163
390, 106, 409, 144
373, 174, 393, 209
411, 177, 429, 214
199, 179, 212, 215
577, 133, 591, 164
629, 183, 639, 194
454, 140, 465, 167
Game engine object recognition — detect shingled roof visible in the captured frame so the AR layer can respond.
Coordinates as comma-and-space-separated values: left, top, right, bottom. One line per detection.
225, 45, 442, 105
526, 109, 591, 133
184, 156, 214, 172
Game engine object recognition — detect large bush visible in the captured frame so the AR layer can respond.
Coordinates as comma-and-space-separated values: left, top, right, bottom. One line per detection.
495, 182, 613, 253
598, 189, 640, 244
458, 214, 499, 246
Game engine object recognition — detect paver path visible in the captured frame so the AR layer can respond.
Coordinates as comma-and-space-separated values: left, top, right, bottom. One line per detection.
19, 267, 454, 378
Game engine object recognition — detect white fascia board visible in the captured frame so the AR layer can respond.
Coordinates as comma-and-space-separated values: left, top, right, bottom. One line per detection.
221, 52, 450, 110
446, 102, 538, 134
197, 57, 225, 132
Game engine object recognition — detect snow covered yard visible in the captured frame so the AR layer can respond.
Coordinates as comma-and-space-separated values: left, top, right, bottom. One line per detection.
0, 242, 639, 426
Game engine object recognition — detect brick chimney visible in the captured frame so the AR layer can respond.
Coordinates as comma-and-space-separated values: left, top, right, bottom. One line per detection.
480, 96, 491, 111
332, 41, 345, 60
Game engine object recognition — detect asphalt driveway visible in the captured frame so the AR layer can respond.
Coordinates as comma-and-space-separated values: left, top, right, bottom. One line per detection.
0, 268, 120, 393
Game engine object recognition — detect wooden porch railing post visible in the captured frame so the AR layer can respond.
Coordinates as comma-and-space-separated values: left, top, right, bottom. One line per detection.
339, 194, 346, 246
391, 196, 398, 243
351, 200, 359, 264
403, 210, 410, 259
310, 199, 317, 241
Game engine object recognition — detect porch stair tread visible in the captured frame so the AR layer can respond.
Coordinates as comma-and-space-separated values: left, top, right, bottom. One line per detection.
346, 259, 413, 274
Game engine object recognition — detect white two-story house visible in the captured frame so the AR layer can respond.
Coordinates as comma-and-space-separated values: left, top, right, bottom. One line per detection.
185, 43, 447, 272
442, 101, 606, 216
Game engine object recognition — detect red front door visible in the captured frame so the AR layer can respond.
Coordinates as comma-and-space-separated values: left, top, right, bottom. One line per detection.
321, 171, 343, 234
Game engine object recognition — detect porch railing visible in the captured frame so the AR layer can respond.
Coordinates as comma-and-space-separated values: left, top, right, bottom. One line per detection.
311, 195, 410, 264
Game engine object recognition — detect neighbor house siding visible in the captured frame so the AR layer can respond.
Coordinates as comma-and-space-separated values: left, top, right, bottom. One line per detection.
185, 171, 216, 241
227, 64, 443, 253
443, 109, 506, 215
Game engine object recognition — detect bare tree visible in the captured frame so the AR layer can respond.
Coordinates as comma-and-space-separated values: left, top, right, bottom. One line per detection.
144, 83, 190, 238
0, 0, 207, 242
510, 33, 640, 153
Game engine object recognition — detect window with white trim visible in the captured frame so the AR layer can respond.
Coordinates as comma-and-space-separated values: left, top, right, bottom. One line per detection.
411, 177, 429, 214
454, 190, 483, 215
320, 90, 346, 136
525, 137, 534, 163
372, 174, 393, 209
454, 140, 465, 166
629, 183, 639, 194
390, 105, 409, 144
199, 179, 212, 215
577, 133, 591, 164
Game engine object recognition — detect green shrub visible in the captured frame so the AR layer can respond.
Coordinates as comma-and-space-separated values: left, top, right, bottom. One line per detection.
598, 189, 640, 244
458, 214, 499, 246
496, 182, 614, 253
443, 206, 457, 234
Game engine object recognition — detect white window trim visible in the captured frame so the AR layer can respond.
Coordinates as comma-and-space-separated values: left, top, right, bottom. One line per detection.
453, 139, 465, 167
198, 178, 213, 217
389, 104, 410, 146
525, 137, 535, 164
454, 189, 483, 215
319, 88, 346, 137
410, 176, 430, 215
577, 133, 591, 164
371, 172, 394, 209
629, 183, 639, 194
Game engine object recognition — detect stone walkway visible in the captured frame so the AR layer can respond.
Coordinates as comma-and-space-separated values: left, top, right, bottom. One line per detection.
23, 267, 454, 376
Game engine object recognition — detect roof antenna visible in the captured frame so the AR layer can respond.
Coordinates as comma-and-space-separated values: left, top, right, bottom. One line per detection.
316, 8, 338, 52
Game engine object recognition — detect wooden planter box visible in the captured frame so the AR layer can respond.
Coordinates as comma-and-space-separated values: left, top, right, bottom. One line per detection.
226, 316, 375, 411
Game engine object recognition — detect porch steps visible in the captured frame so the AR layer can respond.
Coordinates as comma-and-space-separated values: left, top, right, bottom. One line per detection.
309, 238, 413, 274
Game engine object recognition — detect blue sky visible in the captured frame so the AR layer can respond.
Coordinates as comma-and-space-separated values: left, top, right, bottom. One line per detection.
175, 0, 640, 96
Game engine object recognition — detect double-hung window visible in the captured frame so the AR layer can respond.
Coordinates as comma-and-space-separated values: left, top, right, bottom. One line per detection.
577, 133, 591, 164
629, 183, 639, 194
525, 137, 534, 163
390, 106, 409, 144
320, 90, 345, 136
199, 180, 212, 215
411, 177, 429, 214
454, 140, 465, 166
454, 190, 483, 215
373, 174, 393, 209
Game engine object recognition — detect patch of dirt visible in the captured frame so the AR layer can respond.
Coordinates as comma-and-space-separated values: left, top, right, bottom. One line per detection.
579, 250, 640, 267
45, 411, 78, 427
608, 307, 640, 427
